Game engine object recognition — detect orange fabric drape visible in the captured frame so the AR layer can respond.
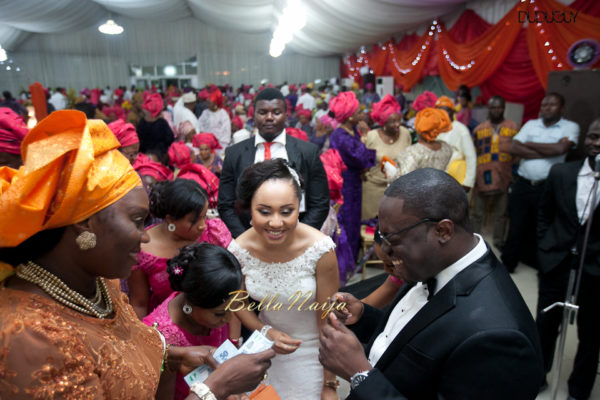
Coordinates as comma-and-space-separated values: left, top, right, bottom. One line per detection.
437, 2, 524, 91
388, 29, 435, 91
526, 0, 600, 88
339, 0, 600, 96
369, 43, 389, 76
28, 82, 47, 121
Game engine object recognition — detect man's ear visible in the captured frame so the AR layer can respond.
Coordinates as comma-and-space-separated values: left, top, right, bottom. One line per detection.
436, 219, 454, 244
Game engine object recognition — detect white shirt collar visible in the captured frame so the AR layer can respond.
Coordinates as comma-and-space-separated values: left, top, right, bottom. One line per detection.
433, 233, 487, 295
254, 130, 286, 147
578, 159, 594, 177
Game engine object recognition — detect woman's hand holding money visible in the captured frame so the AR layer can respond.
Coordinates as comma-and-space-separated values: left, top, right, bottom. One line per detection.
265, 328, 302, 354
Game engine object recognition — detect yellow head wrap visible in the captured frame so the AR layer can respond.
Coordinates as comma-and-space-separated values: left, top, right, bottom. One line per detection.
0, 110, 141, 248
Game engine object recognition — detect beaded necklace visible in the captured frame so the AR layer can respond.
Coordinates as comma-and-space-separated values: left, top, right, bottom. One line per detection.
16, 260, 114, 319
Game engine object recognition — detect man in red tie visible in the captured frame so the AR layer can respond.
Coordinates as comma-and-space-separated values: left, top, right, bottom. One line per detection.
218, 88, 330, 237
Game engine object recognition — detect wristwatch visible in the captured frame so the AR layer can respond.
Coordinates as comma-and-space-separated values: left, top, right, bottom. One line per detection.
350, 370, 371, 390
189, 382, 217, 400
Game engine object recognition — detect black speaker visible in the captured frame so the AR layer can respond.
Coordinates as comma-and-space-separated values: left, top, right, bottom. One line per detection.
546, 69, 600, 160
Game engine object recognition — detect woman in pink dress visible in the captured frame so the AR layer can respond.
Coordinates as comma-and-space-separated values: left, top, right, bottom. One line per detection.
143, 243, 242, 400
128, 178, 232, 319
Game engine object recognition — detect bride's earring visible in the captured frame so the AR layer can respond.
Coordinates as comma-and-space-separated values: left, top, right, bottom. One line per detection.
183, 304, 193, 315
168, 223, 176, 232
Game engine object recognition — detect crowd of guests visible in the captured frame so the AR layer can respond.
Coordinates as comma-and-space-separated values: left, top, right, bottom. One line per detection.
0, 78, 598, 400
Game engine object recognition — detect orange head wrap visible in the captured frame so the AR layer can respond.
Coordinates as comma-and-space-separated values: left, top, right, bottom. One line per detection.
371, 94, 401, 126
414, 108, 452, 142
142, 93, 163, 118
0, 110, 141, 247
329, 91, 359, 123
435, 96, 455, 110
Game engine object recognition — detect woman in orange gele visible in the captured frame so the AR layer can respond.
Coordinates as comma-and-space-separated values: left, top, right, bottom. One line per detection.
0, 110, 273, 400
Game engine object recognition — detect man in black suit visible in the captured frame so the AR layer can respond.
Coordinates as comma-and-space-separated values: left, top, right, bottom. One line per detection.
319, 168, 544, 399
536, 118, 600, 400
217, 88, 329, 237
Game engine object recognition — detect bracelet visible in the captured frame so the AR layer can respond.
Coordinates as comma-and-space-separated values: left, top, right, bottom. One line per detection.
324, 379, 339, 390
260, 324, 272, 337
189, 382, 217, 400
152, 322, 169, 372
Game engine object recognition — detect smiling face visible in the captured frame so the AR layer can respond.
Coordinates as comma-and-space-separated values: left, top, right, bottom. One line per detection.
168, 203, 208, 242
383, 113, 401, 135
378, 195, 442, 283
251, 178, 300, 245
254, 99, 287, 142
584, 119, 600, 168
86, 186, 150, 279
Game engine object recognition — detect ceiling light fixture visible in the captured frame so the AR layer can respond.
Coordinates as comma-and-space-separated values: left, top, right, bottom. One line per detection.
269, 0, 306, 57
98, 19, 124, 35
0, 46, 7, 62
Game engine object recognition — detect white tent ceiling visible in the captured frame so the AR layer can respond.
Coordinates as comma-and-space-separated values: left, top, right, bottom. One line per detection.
1, 0, 511, 57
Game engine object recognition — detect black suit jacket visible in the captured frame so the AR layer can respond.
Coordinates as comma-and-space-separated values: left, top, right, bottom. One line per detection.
537, 160, 600, 276
347, 247, 544, 400
217, 135, 330, 237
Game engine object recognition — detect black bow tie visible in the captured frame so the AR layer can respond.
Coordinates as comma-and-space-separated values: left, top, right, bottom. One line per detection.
426, 278, 437, 301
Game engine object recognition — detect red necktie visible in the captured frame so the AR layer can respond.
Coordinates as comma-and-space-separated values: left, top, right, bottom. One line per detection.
263, 142, 273, 160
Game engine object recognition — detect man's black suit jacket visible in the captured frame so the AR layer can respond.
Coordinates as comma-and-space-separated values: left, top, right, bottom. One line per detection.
347, 247, 544, 400
537, 160, 600, 276
217, 135, 330, 237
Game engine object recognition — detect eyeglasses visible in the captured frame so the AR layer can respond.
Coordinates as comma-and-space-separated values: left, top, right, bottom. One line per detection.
378, 218, 442, 247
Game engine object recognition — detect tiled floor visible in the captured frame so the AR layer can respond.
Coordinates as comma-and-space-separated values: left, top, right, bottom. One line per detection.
336, 239, 599, 399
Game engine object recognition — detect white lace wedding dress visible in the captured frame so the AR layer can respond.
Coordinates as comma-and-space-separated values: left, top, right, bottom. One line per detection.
228, 236, 336, 400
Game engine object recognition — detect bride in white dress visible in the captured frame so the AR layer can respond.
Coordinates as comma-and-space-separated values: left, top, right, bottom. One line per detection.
228, 159, 340, 400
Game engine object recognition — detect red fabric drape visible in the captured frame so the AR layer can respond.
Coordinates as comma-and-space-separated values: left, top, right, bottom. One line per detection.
526, 0, 600, 89
569, 0, 600, 17
339, 0, 600, 122
388, 30, 435, 91
480, 29, 546, 122
437, 2, 524, 90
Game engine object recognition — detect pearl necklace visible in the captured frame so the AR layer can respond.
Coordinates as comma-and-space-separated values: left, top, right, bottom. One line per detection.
16, 261, 114, 319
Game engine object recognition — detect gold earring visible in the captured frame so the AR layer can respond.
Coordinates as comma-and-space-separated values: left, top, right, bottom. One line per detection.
76, 231, 97, 250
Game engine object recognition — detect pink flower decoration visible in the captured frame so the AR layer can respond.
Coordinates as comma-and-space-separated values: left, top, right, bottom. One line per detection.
173, 266, 184, 276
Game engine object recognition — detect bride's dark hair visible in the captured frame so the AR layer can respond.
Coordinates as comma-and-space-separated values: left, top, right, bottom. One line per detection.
236, 158, 304, 211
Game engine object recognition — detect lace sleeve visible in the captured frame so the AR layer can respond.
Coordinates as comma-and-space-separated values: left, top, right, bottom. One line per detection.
0, 305, 105, 399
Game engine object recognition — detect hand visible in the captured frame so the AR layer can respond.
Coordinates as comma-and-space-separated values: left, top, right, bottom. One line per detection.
321, 385, 338, 400
319, 313, 372, 381
330, 292, 363, 325
205, 349, 276, 399
383, 162, 398, 179
173, 345, 217, 375
266, 328, 302, 354
357, 121, 369, 137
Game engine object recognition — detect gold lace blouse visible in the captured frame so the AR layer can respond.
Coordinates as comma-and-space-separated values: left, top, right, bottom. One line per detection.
0, 280, 162, 399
